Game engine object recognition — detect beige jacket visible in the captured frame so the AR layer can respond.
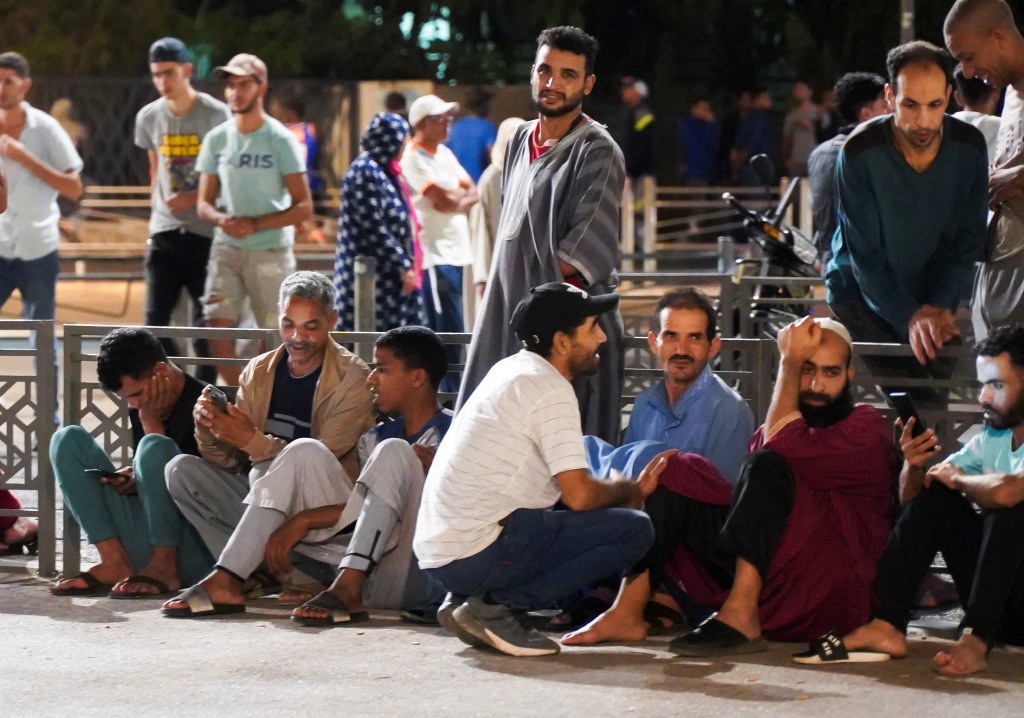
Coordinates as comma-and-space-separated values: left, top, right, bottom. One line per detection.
196, 338, 374, 480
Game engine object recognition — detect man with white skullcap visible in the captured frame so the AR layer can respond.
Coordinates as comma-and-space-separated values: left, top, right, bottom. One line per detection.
564, 315, 900, 655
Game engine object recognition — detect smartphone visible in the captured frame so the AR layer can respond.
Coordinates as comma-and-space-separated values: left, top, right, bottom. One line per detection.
208, 386, 230, 413
84, 468, 122, 480
889, 392, 926, 438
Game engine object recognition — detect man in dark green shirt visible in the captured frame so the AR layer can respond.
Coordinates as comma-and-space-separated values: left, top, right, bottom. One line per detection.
826, 41, 987, 398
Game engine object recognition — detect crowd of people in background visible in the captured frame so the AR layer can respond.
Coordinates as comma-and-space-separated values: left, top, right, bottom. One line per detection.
7, 0, 1024, 685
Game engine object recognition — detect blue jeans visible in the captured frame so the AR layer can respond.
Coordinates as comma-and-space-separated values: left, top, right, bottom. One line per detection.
421, 264, 464, 392
0, 251, 59, 413
426, 507, 653, 610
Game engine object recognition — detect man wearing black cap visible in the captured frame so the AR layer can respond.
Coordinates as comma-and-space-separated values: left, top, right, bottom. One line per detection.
195, 53, 312, 384
135, 38, 230, 383
414, 282, 665, 657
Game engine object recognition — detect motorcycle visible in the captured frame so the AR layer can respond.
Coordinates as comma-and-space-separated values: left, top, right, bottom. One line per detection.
723, 154, 820, 338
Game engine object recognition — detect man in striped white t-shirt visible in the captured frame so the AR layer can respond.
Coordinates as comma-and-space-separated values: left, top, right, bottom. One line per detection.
414, 282, 665, 657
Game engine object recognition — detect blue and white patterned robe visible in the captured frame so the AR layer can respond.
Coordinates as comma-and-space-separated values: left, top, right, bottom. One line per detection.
334, 113, 423, 331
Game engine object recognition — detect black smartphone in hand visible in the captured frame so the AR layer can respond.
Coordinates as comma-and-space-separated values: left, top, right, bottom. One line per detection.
208, 386, 230, 413
84, 468, 122, 480
889, 392, 926, 438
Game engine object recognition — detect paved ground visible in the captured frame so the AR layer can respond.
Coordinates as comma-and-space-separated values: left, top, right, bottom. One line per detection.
4, 556, 1024, 717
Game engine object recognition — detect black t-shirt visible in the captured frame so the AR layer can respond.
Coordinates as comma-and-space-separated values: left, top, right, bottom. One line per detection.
129, 372, 207, 457
264, 356, 322, 443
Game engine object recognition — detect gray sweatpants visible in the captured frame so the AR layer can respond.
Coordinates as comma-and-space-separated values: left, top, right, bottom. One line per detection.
165, 437, 434, 610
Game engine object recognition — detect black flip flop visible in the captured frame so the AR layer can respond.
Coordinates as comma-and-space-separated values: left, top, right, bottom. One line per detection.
792, 630, 892, 664
108, 575, 173, 600
291, 591, 370, 627
50, 572, 113, 597
669, 614, 767, 657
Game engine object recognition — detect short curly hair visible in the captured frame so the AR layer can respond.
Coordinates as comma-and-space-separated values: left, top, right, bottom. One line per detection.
376, 326, 448, 390
976, 324, 1024, 369
537, 26, 598, 76
95, 328, 167, 393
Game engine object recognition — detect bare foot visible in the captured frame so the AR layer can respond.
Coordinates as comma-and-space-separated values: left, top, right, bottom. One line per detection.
109, 571, 181, 596
934, 633, 988, 677
53, 560, 132, 592
561, 607, 648, 646
843, 619, 909, 658
162, 570, 245, 611
277, 582, 322, 605
291, 585, 364, 621
2, 517, 37, 547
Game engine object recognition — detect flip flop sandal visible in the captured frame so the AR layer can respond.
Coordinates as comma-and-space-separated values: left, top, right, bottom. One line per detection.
108, 575, 173, 600
643, 601, 689, 636
400, 603, 440, 625
161, 584, 245, 618
792, 630, 893, 665
291, 590, 370, 627
669, 614, 767, 657
50, 572, 113, 597
242, 569, 283, 600
530, 595, 611, 632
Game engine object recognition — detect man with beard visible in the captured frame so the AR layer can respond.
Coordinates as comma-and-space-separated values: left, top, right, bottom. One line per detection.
161, 272, 374, 617
457, 26, 626, 444
563, 316, 899, 651
415, 283, 660, 657
795, 324, 1024, 676
825, 41, 987, 399
195, 54, 312, 385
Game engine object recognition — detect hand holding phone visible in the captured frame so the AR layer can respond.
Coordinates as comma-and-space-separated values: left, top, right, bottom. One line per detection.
890, 392, 926, 438
207, 386, 230, 413
84, 468, 121, 480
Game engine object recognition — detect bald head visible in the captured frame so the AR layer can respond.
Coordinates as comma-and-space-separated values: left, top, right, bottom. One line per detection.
945, 0, 1016, 36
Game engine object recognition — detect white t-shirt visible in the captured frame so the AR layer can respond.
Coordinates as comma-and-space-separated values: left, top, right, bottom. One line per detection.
414, 351, 588, 569
400, 140, 473, 268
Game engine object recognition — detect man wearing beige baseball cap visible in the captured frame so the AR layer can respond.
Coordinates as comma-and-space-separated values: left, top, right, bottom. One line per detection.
195, 53, 312, 384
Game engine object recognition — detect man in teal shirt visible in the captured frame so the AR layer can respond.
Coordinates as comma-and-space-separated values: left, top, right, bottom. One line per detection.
826, 41, 987, 397
796, 323, 1024, 678
196, 53, 312, 385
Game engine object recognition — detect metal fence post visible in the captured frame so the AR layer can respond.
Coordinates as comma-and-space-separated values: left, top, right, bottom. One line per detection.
642, 177, 657, 273
620, 180, 635, 273
354, 256, 377, 362
62, 326, 83, 577
35, 320, 57, 576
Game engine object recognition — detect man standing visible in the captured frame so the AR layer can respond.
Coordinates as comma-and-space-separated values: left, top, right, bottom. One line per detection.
196, 53, 312, 385
401, 94, 477, 388
563, 317, 898, 652
135, 38, 230, 383
944, 0, 1024, 341
807, 72, 888, 265
796, 324, 1024, 677
458, 26, 626, 443
952, 67, 1001, 161
0, 51, 82, 324
619, 76, 656, 183
782, 81, 819, 177
162, 272, 373, 617
825, 41, 987, 386
415, 283, 658, 657
49, 328, 210, 598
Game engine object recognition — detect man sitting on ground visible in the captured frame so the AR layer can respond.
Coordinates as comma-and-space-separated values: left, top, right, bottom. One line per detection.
50, 328, 211, 598
589, 287, 754, 484
161, 271, 373, 617
563, 316, 899, 651
414, 283, 664, 657
796, 324, 1024, 676
279, 326, 453, 626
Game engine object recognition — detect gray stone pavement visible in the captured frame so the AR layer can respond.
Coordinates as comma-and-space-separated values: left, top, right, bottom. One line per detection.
4, 557, 1024, 717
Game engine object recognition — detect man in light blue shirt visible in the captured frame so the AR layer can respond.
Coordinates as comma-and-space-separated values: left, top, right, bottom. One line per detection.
196, 53, 311, 385
587, 287, 754, 485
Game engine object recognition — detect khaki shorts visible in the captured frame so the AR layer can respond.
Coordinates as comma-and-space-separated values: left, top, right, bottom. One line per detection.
203, 243, 296, 327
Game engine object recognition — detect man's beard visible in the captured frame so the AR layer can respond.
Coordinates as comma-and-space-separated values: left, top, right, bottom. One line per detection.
532, 88, 585, 118
798, 381, 855, 429
232, 96, 259, 115
982, 396, 1024, 431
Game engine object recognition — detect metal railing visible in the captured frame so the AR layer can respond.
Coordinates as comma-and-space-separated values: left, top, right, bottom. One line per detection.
0, 321, 58, 576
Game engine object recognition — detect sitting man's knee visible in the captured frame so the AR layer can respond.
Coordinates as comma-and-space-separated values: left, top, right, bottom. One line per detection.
165, 454, 207, 498
49, 424, 93, 460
